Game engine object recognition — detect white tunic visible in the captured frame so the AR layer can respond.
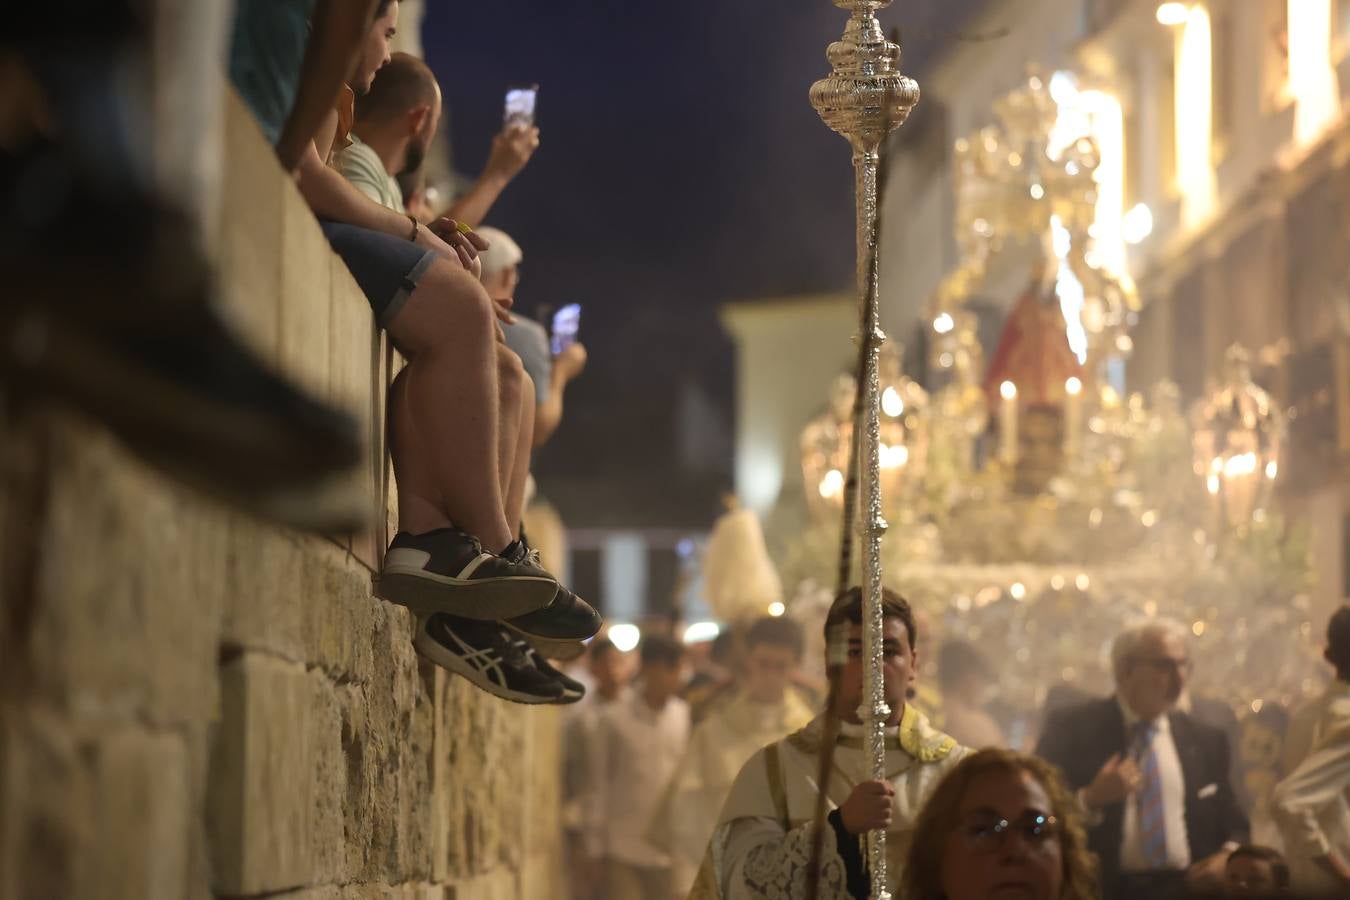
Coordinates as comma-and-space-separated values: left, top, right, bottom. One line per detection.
688, 706, 967, 899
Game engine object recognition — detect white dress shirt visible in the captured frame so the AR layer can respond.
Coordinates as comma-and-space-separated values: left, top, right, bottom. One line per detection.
1272, 679, 1350, 891
1118, 700, 1192, 871
586, 689, 691, 867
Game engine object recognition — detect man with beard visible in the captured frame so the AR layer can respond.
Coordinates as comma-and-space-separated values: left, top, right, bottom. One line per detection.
1035, 619, 1248, 900
338, 52, 440, 211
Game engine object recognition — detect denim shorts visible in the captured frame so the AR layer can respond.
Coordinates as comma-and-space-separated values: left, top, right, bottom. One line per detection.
319, 221, 436, 327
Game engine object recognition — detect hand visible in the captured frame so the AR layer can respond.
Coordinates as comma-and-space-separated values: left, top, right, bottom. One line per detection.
554, 342, 587, 381
427, 217, 490, 278
839, 779, 894, 835
1184, 850, 1228, 889
484, 124, 540, 183
1083, 753, 1141, 809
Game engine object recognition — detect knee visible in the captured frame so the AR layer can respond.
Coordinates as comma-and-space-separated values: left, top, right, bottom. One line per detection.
497, 345, 525, 399
395, 260, 495, 355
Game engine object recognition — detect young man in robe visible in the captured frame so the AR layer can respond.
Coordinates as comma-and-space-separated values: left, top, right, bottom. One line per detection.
690, 588, 968, 899
652, 616, 815, 894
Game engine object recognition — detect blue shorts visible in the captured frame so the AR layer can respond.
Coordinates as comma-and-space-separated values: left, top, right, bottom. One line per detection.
319, 221, 436, 328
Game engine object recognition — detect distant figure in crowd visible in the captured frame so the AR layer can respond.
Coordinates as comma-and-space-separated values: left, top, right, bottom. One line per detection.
1272, 605, 1350, 893
938, 639, 1005, 749
650, 616, 815, 895
1035, 619, 1248, 900
685, 626, 741, 723
562, 637, 632, 900
587, 635, 690, 898
688, 587, 967, 899
903, 748, 1100, 900
474, 226, 588, 449
1223, 844, 1290, 897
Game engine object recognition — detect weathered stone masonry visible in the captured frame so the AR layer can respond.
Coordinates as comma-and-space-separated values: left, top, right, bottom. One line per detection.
0, 93, 563, 900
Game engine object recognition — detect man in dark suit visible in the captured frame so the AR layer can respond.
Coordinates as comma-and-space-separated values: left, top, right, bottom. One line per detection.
1035, 619, 1249, 900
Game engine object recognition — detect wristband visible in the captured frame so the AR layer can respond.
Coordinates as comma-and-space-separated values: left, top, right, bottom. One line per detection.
406, 214, 419, 242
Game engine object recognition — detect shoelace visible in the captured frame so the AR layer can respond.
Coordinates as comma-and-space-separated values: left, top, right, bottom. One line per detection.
521, 547, 543, 569
489, 627, 530, 666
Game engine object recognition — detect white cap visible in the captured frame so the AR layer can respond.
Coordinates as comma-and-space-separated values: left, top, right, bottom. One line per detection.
474, 225, 522, 279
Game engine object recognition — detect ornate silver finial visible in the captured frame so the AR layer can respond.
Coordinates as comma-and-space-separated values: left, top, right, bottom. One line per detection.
810, 2, 919, 153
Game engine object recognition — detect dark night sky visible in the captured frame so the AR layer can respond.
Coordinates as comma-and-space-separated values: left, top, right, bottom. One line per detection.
422, 1, 985, 529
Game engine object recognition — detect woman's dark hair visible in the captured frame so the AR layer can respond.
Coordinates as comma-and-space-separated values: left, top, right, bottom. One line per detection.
904, 748, 1100, 900
824, 586, 917, 650
375, 0, 397, 20
1227, 844, 1291, 888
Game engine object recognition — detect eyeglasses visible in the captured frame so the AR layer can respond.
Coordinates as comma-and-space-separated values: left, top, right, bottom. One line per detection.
960, 813, 1060, 852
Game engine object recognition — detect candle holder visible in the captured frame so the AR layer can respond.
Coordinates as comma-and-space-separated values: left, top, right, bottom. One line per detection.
810, 3, 918, 897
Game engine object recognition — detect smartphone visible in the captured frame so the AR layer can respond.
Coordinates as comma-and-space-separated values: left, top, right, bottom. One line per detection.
551, 303, 581, 355
504, 84, 539, 129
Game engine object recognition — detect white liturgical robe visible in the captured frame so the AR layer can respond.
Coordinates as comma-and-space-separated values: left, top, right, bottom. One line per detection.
687, 705, 967, 899
649, 689, 815, 893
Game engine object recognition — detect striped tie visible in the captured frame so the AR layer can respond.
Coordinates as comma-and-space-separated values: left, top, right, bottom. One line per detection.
1134, 721, 1169, 869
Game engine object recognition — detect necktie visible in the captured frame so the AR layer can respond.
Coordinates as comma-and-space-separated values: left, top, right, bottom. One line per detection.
1133, 721, 1169, 869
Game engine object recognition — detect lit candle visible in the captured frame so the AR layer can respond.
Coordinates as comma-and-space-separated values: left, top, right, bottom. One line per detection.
1064, 376, 1083, 459
999, 380, 1018, 465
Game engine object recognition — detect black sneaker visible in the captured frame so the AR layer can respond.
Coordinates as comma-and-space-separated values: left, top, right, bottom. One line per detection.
414, 614, 565, 705
513, 639, 585, 704
375, 528, 559, 619
499, 542, 602, 657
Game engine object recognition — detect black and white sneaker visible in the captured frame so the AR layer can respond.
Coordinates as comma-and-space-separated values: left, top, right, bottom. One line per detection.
513, 639, 586, 704
414, 613, 565, 705
499, 542, 603, 657
375, 528, 559, 619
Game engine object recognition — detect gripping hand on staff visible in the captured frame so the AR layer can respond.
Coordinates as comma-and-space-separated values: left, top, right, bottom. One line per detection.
1083, 753, 1142, 808
839, 780, 894, 834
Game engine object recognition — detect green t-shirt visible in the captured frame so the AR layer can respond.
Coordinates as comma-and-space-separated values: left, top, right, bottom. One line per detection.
228, 0, 317, 145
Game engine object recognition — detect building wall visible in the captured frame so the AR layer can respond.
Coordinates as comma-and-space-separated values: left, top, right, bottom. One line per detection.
0, 93, 563, 900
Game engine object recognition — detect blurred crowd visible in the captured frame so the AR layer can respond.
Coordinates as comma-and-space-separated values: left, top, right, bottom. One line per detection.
558, 599, 1350, 900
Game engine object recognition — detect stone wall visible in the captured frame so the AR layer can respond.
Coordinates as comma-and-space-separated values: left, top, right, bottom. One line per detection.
0, 93, 563, 900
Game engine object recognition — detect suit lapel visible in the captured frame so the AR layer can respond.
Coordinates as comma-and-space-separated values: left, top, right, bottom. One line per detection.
1170, 711, 1202, 830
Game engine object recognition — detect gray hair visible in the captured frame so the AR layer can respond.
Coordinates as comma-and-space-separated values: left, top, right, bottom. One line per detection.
1110, 618, 1190, 684
474, 226, 522, 279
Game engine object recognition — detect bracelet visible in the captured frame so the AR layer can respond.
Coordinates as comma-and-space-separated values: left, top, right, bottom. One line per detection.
406, 214, 419, 242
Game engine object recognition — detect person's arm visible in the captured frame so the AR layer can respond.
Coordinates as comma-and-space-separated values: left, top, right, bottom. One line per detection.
440, 125, 540, 228
534, 342, 586, 448
297, 142, 486, 272
1272, 722, 1350, 884
276, 0, 378, 172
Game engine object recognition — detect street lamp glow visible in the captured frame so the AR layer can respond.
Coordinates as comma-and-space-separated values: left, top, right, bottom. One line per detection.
881, 386, 905, 417
1156, 2, 1188, 26
682, 621, 721, 644
933, 312, 955, 334
1000, 380, 1018, 401
768, 601, 786, 617
608, 623, 641, 652
1065, 376, 1083, 396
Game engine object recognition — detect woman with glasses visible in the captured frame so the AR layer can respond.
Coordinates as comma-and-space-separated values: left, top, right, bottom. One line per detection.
903, 748, 1100, 900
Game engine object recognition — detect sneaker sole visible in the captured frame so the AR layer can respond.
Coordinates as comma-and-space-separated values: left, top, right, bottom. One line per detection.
503, 627, 588, 661
375, 566, 558, 619
413, 627, 564, 705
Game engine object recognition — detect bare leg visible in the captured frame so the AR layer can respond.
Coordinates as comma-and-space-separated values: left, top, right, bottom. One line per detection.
384, 260, 513, 551
495, 344, 524, 514
505, 370, 536, 539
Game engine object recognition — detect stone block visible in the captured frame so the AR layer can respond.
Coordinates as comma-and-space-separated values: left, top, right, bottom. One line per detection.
0, 709, 89, 900
207, 653, 313, 895
29, 422, 222, 727
79, 728, 192, 900
301, 541, 377, 684
328, 254, 381, 567
218, 91, 284, 359
445, 871, 519, 900
279, 184, 333, 399
221, 516, 306, 662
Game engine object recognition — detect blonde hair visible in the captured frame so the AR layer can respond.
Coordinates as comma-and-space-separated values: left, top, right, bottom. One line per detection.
903, 748, 1100, 900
